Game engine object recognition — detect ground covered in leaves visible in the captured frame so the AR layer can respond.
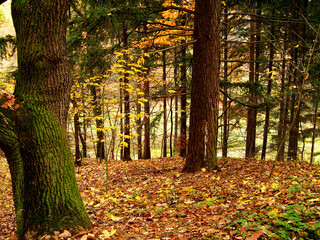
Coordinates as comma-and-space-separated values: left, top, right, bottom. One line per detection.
1, 157, 320, 239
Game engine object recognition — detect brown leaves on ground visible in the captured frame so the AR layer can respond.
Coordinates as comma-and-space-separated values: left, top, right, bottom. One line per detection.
1, 157, 320, 239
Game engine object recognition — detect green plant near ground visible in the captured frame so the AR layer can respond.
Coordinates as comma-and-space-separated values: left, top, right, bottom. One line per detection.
227, 204, 320, 239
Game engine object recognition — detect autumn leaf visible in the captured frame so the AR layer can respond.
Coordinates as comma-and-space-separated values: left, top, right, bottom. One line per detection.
99, 228, 116, 238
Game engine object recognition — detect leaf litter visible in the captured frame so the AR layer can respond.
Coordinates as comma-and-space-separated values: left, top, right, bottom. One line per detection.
1, 157, 320, 239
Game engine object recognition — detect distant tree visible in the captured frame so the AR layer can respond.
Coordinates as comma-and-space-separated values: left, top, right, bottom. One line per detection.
183, 0, 221, 172
0, 0, 92, 238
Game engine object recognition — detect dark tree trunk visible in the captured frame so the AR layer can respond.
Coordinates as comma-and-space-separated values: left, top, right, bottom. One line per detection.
123, 28, 131, 162
119, 74, 124, 160
79, 125, 87, 158
183, 0, 220, 172
80, 85, 87, 158
136, 87, 143, 159
287, 2, 307, 160
143, 76, 151, 159
261, 18, 274, 160
162, 50, 167, 157
90, 85, 105, 161
170, 96, 174, 157
245, 12, 256, 158
310, 99, 318, 164
180, 41, 187, 157
0, 0, 92, 238
222, 8, 228, 158
174, 49, 179, 154
73, 101, 82, 165
276, 31, 288, 161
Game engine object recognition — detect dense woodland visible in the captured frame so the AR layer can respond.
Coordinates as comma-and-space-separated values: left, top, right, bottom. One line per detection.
0, 0, 320, 239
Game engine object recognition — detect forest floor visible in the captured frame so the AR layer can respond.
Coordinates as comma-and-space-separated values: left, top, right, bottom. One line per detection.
1, 157, 320, 240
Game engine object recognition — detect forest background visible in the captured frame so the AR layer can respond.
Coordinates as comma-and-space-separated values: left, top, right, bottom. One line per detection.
1, 0, 320, 163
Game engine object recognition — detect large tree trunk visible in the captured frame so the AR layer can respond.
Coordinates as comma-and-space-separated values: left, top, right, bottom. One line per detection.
183, 0, 220, 172
0, 0, 92, 238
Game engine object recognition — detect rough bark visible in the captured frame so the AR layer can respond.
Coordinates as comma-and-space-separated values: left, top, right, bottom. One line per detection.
0, 0, 92, 238
183, 0, 220, 172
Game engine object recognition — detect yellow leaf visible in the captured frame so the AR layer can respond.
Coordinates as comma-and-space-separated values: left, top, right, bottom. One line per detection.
268, 208, 279, 216
109, 214, 122, 221
184, 199, 195, 204
167, 90, 176, 94
126, 88, 133, 94
99, 228, 116, 238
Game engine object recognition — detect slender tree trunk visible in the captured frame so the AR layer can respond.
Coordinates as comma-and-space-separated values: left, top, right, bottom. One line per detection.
73, 101, 82, 165
183, 0, 221, 172
136, 88, 143, 159
80, 85, 87, 158
310, 99, 318, 164
143, 75, 151, 159
119, 75, 124, 160
277, 32, 287, 161
174, 49, 179, 154
123, 27, 131, 161
170, 96, 174, 157
90, 85, 105, 161
0, 0, 92, 237
162, 50, 167, 157
222, 8, 228, 158
245, 12, 256, 158
180, 14, 187, 158
288, 6, 307, 160
261, 18, 274, 160
80, 119, 87, 158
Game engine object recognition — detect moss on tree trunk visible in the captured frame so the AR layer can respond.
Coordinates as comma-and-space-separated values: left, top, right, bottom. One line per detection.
0, 0, 92, 238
